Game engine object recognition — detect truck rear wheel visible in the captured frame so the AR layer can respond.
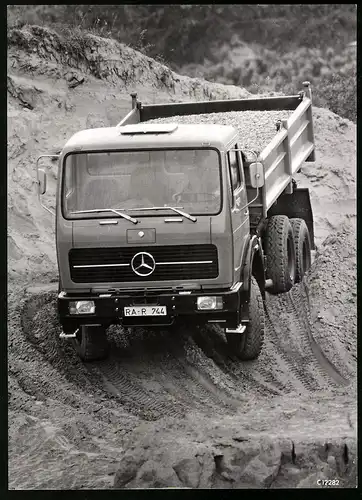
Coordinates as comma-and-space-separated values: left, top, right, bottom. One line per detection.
72, 325, 109, 362
226, 277, 265, 360
290, 218, 312, 283
265, 215, 296, 294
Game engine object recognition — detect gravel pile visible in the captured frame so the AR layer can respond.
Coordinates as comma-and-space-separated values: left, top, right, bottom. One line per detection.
146, 110, 293, 153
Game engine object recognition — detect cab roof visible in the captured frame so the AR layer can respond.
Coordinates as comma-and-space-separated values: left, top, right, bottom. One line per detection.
62, 123, 238, 153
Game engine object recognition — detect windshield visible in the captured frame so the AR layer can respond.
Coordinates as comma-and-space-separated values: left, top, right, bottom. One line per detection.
62, 149, 221, 218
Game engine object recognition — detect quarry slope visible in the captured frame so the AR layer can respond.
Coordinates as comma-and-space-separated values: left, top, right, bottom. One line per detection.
7, 25, 357, 490
7, 25, 356, 279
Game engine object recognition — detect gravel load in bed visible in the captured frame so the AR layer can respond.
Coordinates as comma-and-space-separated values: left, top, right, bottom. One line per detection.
146, 110, 293, 153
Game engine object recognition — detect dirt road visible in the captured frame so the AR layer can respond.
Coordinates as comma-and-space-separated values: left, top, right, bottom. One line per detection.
8, 225, 357, 488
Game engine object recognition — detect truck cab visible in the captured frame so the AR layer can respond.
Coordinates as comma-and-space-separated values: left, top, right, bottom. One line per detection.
55, 122, 261, 337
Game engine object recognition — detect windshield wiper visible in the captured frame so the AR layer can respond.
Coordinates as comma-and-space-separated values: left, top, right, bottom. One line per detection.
125, 206, 197, 223
70, 209, 138, 224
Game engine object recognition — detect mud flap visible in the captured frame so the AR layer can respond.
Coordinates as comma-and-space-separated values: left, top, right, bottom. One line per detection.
267, 188, 315, 250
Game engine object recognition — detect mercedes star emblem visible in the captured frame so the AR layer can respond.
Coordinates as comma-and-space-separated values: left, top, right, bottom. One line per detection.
131, 252, 156, 277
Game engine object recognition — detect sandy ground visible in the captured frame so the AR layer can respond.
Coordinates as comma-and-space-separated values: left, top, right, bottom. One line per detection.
7, 25, 357, 489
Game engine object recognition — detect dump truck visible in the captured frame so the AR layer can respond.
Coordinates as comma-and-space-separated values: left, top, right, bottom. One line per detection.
37, 81, 316, 362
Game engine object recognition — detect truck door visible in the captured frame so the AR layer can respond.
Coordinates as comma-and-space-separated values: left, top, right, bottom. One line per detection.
227, 145, 250, 282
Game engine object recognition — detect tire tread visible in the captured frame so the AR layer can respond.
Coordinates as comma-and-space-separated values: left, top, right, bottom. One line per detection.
290, 218, 311, 283
72, 326, 109, 362
265, 215, 295, 294
226, 277, 265, 360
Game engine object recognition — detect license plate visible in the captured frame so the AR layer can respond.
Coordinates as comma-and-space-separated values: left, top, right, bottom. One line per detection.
123, 306, 167, 317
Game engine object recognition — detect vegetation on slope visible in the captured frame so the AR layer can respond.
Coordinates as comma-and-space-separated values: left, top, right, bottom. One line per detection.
7, 5, 356, 121
7, 5, 356, 63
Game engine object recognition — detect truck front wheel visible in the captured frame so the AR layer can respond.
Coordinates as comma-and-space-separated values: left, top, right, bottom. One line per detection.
72, 325, 109, 362
265, 215, 296, 294
290, 218, 312, 282
226, 277, 265, 360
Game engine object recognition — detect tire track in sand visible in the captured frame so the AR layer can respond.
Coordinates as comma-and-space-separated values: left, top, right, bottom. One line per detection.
19, 282, 348, 425
87, 357, 187, 421
265, 284, 349, 393
290, 282, 349, 387
109, 329, 243, 415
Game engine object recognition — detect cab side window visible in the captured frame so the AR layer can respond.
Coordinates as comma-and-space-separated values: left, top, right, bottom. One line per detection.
228, 145, 246, 206
228, 148, 241, 192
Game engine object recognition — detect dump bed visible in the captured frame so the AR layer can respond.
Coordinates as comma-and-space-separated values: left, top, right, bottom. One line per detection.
118, 83, 316, 218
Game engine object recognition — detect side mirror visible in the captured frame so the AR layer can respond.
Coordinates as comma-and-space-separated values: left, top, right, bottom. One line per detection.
249, 162, 264, 188
38, 169, 47, 195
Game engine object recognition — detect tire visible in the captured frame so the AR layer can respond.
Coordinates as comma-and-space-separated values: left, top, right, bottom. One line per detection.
290, 218, 312, 283
265, 215, 296, 294
72, 325, 109, 362
226, 277, 265, 360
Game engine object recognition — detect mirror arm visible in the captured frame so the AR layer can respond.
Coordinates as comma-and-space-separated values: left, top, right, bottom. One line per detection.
238, 180, 260, 213
41, 204, 55, 216
36, 154, 59, 217
230, 148, 262, 211
241, 150, 263, 211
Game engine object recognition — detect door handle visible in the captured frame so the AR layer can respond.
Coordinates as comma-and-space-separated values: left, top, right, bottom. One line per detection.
244, 209, 249, 215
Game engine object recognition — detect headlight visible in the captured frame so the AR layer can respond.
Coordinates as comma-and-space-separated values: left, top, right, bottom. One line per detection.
69, 300, 95, 315
197, 296, 223, 310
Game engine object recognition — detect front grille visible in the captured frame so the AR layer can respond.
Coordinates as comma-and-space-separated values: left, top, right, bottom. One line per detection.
69, 245, 219, 283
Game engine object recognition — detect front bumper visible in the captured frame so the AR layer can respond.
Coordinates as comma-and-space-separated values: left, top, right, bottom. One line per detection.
58, 284, 248, 331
